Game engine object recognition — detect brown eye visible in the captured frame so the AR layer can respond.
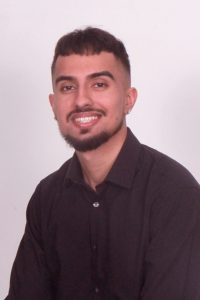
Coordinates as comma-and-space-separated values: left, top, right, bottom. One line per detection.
61, 85, 75, 93
93, 82, 108, 88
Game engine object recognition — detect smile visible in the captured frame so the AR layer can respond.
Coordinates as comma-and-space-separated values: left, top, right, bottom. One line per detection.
71, 112, 101, 129
75, 116, 98, 124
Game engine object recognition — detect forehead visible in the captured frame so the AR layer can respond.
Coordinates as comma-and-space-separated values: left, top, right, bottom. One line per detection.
53, 52, 127, 79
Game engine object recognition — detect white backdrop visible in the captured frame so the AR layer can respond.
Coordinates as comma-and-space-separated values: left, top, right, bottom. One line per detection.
1, 0, 200, 297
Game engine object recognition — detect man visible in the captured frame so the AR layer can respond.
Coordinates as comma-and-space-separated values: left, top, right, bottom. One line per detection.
6, 27, 200, 299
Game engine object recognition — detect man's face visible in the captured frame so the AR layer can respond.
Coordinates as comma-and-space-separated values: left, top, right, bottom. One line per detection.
49, 52, 136, 152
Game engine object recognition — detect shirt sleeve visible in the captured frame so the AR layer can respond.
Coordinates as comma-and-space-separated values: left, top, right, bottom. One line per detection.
5, 184, 53, 300
141, 186, 200, 300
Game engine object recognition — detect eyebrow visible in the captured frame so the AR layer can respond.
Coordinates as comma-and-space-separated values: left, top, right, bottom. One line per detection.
55, 75, 74, 85
55, 71, 115, 86
88, 71, 115, 81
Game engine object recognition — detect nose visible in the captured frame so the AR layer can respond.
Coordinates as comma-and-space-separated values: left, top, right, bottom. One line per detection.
74, 85, 93, 108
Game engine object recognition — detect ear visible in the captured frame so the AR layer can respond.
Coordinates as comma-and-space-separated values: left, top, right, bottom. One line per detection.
125, 87, 137, 114
49, 93, 55, 110
49, 94, 57, 119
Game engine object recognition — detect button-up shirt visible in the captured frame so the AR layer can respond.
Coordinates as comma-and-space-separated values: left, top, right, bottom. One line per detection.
6, 129, 200, 299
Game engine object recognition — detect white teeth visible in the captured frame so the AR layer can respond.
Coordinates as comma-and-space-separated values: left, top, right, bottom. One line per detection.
75, 116, 98, 124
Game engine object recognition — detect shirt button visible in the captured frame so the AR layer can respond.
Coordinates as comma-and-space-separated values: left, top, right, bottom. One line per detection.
92, 244, 97, 251
93, 202, 100, 208
95, 287, 99, 293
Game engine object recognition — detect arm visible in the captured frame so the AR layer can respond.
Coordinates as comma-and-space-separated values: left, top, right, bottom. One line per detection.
141, 187, 200, 300
5, 185, 53, 300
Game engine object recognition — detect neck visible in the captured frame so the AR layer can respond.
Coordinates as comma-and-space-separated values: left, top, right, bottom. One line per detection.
76, 127, 128, 190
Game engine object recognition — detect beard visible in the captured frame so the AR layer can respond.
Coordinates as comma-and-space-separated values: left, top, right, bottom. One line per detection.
61, 119, 124, 152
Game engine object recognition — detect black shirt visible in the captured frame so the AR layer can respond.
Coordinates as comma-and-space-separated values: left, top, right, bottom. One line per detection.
6, 129, 200, 300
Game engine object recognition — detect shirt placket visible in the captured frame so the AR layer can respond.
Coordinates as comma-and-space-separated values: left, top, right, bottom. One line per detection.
89, 191, 102, 298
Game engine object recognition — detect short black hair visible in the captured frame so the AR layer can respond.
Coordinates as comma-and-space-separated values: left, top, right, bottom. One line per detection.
51, 27, 130, 75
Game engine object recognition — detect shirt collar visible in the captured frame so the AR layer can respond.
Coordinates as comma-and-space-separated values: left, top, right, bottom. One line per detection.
65, 153, 84, 185
105, 128, 141, 189
65, 128, 141, 189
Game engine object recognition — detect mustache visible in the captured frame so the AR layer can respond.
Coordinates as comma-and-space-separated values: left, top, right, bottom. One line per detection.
67, 107, 106, 121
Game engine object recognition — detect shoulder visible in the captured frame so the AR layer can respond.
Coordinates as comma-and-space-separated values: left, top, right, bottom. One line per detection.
27, 158, 73, 213
39, 158, 73, 191
140, 145, 200, 234
140, 143, 199, 189
138, 144, 200, 224
126, 129, 199, 189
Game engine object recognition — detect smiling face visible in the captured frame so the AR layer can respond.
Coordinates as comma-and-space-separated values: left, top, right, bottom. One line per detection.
49, 52, 137, 152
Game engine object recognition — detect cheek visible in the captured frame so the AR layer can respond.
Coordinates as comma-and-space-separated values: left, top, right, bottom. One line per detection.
54, 99, 72, 118
53, 108, 67, 128
112, 95, 127, 114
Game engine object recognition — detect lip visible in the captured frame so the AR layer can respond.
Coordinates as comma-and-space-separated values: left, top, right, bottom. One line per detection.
71, 112, 102, 128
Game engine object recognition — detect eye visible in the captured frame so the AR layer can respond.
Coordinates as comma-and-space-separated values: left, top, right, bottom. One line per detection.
93, 82, 108, 89
61, 85, 76, 93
